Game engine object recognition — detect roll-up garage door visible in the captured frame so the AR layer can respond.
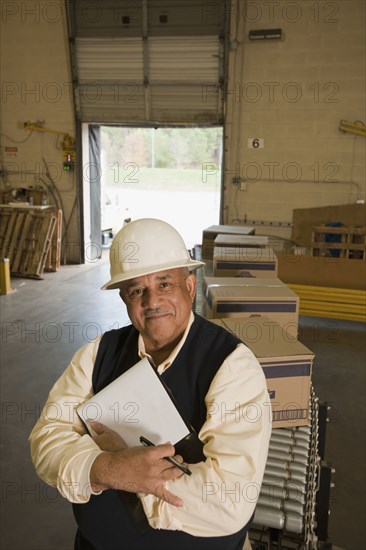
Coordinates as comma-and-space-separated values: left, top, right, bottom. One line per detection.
67, 0, 228, 124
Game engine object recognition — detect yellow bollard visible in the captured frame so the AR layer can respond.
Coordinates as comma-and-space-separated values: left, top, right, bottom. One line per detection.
0, 258, 12, 295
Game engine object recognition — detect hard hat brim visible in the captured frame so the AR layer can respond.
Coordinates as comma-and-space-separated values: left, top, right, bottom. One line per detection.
101, 258, 205, 290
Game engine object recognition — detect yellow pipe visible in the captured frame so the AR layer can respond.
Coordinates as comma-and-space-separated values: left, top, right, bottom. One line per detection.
24, 123, 72, 138
291, 289, 365, 297
299, 310, 365, 322
339, 120, 366, 137
298, 298, 365, 310
288, 284, 366, 322
299, 303, 365, 315
299, 302, 364, 312
339, 127, 366, 137
339, 120, 366, 130
289, 287, 365, 300
292, 287, 363, 296
293, 297, 365, 307
288, 284, 365, 297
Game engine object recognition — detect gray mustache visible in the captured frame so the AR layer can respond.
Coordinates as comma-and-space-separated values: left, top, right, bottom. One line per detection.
144, 309, 170, 318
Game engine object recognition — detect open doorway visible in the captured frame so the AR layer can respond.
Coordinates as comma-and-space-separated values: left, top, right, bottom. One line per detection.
99, 126, 223, 249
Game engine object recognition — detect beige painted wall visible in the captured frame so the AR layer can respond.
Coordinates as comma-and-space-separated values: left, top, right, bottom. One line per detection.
223, 0, 366, 240
1, 0, 365, 259
0, 0, 81, 262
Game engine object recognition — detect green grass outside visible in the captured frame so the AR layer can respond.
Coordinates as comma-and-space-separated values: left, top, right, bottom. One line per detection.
105, 167, 222, 192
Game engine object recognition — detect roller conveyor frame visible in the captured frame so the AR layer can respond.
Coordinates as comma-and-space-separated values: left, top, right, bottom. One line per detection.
249, 387, 334, 549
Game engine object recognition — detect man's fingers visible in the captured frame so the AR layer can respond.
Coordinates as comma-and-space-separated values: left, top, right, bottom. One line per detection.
160, 464, 185, 480
152, 442, 176, 459
157, 486, 183, 507
90, 421, 123, 441
89, 421, 128, 452
162, 489, 183, 507
89, 420, 121, 436
89, 420, 105, 434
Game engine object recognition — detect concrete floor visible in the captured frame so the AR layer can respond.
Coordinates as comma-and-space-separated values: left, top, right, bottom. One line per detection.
0, 254, 365, 550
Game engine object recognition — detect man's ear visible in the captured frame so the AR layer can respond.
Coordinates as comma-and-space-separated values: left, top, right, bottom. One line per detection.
119, 289, 126, 303
186, 273, 197, 302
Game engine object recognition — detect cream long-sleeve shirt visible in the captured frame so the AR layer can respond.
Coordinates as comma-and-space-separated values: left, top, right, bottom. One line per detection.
29, 313, 272, 537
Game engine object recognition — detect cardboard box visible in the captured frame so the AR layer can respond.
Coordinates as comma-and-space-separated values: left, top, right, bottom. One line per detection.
202, 276, 287, 297
203, 277, 299, 337
213, 246, 278, 277
202, 225, 255, 259
210, 317, 313, 428
277, 252, 366, 291
214, 234, 269, 248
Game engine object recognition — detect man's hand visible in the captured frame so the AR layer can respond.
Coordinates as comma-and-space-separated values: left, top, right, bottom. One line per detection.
90, 421, 127, 452
89, 422, 185, 507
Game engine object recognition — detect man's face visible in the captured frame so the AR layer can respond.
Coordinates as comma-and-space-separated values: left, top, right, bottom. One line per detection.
119, 268, 196, 353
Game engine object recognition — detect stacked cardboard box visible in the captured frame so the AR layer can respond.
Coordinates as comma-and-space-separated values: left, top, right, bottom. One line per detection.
209, 317, 314, 428
201, 225, 255, 259
202, 276, 286, 298
203, 277, 299, 337
199, 225, 315, 427
214, 234, 269, 249
213, 246, 278, 277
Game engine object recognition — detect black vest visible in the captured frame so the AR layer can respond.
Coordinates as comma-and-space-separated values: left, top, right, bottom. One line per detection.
73, 314, 251, 550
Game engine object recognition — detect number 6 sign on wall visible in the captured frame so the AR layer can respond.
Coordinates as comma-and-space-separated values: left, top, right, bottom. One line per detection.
248, 138, 264, 149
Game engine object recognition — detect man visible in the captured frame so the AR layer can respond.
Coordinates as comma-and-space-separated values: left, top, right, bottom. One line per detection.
29, 218, 271, 550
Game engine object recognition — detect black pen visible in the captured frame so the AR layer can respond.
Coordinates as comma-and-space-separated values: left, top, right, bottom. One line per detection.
140, 436, 192, 476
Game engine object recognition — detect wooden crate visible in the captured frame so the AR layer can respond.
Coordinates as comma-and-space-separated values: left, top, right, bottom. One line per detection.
311, 225, 366, 260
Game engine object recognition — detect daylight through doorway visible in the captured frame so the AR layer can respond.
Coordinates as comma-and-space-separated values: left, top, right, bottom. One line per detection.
100, 126, 222, 249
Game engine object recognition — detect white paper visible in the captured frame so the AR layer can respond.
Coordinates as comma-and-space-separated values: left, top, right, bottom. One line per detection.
77, 357, 190, 447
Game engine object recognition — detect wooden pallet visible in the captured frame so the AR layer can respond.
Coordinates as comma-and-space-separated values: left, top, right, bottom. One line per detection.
311, 225, 366, 260
45, 209, 63, 271
0, 207, 57, 278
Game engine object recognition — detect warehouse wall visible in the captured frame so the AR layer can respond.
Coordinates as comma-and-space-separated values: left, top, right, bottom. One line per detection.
1, 0, 365, 260
222, 0, 366, 239
0, 0, 81, 263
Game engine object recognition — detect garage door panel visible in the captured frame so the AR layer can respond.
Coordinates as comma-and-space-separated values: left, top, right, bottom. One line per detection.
76, 38, 144, 80
69, 1, 227, 124
79, 83, 145, 123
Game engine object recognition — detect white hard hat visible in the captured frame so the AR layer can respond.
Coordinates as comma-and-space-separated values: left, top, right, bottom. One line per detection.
102, 218, 205, 290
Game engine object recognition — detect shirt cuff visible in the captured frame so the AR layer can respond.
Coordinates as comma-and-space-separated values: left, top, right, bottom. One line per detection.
57, 437, 104, 503
140, 493, 182, 531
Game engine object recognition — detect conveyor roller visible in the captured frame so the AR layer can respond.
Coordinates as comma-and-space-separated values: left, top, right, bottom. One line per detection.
250, 387, 333, 549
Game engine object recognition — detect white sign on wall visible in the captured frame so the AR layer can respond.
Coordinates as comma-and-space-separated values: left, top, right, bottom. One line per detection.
248, 138, 264, 149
